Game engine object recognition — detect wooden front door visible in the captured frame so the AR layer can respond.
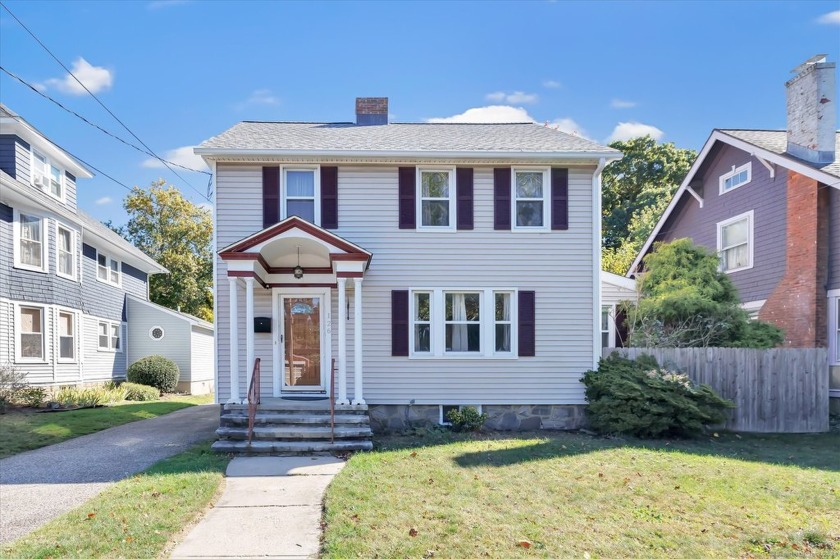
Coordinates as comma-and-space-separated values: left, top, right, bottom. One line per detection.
280, 295, 324, 391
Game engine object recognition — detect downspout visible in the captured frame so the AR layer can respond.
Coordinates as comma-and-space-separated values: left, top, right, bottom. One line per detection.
592, 157, 607, 370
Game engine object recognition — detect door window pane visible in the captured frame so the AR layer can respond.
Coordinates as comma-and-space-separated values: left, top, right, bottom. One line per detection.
283, 297, 321, 387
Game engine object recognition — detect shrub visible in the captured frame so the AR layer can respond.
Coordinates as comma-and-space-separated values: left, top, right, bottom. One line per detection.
0, 365, 29, 411
53, 387, 109, 408
17, 386, 47, 408
446, 407, 487, 432
127, 356, 180, 393
581, 353, 734, 438
122, 382, 160, 401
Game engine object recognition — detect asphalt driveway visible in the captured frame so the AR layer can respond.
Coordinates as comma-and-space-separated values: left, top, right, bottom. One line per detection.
0, 404, 219, 544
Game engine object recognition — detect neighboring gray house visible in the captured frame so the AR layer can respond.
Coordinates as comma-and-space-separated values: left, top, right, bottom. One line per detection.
126, 295, 214, 394
629, 56, 840, 410
0, 104, 170, 387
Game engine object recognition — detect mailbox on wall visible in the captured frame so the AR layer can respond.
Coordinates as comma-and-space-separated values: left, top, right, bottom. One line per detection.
254, 317, 271, 333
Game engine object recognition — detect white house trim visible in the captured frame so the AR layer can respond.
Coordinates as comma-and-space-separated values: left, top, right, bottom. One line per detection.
592, 157, 607, 368
716, 210, 754, 273
510, 166, 551, 232
12, 209, 48, 273
719, 162, 753, 195
416, 167, 456, 231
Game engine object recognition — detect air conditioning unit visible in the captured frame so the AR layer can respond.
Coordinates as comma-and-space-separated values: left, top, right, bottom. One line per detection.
32, 174, 47, 189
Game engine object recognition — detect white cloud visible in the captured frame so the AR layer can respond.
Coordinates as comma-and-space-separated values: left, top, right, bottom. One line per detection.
549, 118, 589, 139
542, 80, 562, 89
43, 58, 113, 95
816, 10, 840, 24
610, 98, 637, 109
142, 146, 209, 172
484, 91, 538, 104
427, 105, 535, 123
235, 88, 280, 110
607, 122, 664, 143
95, 196, 113, 205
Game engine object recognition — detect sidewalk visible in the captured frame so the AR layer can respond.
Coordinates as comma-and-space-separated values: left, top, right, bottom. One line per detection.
170, 456, 345, 559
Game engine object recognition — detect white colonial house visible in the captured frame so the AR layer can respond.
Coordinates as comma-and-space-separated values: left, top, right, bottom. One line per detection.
196, 98, 621, 452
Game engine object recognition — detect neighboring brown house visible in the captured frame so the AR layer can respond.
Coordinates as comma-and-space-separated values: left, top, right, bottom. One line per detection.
629, 56, 839, 408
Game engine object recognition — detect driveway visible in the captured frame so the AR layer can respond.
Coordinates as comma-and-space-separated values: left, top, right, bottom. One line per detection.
0, 404, 219, 544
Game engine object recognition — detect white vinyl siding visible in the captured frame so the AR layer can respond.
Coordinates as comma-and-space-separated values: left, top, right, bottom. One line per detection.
215, 164, 596, 405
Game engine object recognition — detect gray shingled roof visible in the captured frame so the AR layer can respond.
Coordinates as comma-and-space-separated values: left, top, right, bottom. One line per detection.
718, 129, 840, 179
198, 122, 619, 155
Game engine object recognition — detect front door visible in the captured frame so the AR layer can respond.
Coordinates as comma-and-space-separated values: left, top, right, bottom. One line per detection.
280, 295, 325, 392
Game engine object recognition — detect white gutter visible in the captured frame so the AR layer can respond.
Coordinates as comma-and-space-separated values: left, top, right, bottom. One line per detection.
592, 157, 608, 369
195, 147, 623, 161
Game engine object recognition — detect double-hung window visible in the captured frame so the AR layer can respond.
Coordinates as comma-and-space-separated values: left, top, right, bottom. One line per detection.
445, 292, 481, 353
58, 311, 76, 361
18, 306, 45, 361
719, 162, 752, 194
97, 252, 121, 286
717, 211, 753, 273
283, 169, 319, 223
413, 292, 432, 353
13, 210, 46, 272
601, 306, 612, 348
494, 292, 513, 353
417, 169, 454, 229
98, 321, 122, 352
56, 224, 76, 280
512, 168, 549, 229
32, 149, 64, 200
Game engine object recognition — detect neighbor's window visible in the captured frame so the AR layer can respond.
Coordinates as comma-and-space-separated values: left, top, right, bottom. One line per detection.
32, 149, 64, 200
15, 211, 45, 271
57, 224, 75, 279
19, 306, 44, 360
58, 311, 75, 361
717, 211, 753, 272
719, 162, 752, 194
98, 321, 122, 352
413, 292, 431, 353
601, 306, 612, 348
284, 169, 317, 223
418, 169, 454, 228
494, 292, 512, 353
445, 292, 481, 353
513, 168, 549, 229
97, 252, 121, 285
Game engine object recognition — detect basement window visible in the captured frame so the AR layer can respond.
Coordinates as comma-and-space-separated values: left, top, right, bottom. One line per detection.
439, 404, 483, 425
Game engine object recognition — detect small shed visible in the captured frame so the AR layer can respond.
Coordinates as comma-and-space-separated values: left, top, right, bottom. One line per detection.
600, 271, 638, 349
126, 295, 214, 394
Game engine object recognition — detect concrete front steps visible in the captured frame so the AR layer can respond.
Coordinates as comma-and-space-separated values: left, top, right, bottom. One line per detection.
212, 399, 373, 454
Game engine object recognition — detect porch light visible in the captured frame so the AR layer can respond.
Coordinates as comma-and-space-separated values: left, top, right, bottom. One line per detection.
293, 246, 304, 279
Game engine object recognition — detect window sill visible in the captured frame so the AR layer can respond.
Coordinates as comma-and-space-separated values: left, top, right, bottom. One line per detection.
510, 227, 552, 233
722, 264, 754, 274
15, 357, 47, 364
97, 348, 122, 353
56, 272, 77, 281
13, 263, 48, 274
57, 358, 78, 364
415, 226, 457, 232
408, 354, 518, 360
95, 277, 122, 288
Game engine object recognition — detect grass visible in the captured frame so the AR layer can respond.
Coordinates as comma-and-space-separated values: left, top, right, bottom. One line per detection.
1, 442, 229, 559
0, 393, 214, 458
323, 430, 840, 558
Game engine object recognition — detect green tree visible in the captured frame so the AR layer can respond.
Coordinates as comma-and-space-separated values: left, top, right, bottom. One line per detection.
626, 238, 783, 348
601, 136, 696, 275
121, 180, 213, 321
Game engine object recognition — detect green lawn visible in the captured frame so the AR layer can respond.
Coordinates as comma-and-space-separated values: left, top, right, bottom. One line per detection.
323, 430, 840, 558
1, 442, 229, 559
0, 393, 214, 458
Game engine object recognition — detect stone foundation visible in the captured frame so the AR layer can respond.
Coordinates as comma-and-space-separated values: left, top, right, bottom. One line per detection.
368, 404, 587, 433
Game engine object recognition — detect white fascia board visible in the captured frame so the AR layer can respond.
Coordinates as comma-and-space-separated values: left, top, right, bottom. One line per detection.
0, 117, 94, 179
194, 147, 623, 161
127, 294, 214, 329
601, 270, 637, 291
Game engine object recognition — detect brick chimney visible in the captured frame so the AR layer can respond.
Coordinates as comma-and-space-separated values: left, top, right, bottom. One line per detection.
785, 55, 836, 165
355, 97, 388, 126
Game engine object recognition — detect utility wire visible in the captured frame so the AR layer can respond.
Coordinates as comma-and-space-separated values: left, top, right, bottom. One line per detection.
0, 1, 212, 201
0, 65, 211, 176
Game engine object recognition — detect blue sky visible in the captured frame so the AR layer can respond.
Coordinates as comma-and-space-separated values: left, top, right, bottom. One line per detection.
1, 0, 839, 224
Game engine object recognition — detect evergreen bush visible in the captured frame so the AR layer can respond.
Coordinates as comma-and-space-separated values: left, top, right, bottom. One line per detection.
581, 353, 734, 438
446, 407, 487, 432
127, 356, 180, 393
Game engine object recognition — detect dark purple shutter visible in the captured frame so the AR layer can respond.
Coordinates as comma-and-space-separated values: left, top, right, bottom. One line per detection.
518, 291, 536, 357
494, 168, 511, 230
321, 166, 338, 229
262, 166, 280, 228
456, 167, 474, 230
391, 290, 409, 356
551, 168, 569, 230
398, 167, 416, 229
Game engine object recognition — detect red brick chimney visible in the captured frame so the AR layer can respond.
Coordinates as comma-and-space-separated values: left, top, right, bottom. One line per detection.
355, 98, 388, 126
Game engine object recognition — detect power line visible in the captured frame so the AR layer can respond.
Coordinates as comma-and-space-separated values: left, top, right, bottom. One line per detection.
0, 1, 212, 202
0, 65, 211, 176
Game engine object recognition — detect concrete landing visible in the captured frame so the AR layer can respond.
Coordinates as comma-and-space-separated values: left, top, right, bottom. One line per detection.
170, 456, 345, 559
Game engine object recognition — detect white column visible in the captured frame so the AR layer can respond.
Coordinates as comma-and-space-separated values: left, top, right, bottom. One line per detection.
228, 277, 240, 403
352, 277, 365, 405
245, 277, 255, 399
336, 278, 349, 405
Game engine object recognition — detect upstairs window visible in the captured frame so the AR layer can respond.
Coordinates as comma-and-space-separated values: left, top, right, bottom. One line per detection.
719, 162, 752, 194
417, 169, 454, 229
513, 168, 549, 229
283, 169, 318, 223
56, 224, 76, 280
717, 211, 753, 273
97, 252, 121, 286
31, 149, 64, 200
13, 210, 46, 272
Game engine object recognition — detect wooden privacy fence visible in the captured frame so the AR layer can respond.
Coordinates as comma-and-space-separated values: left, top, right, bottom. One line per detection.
602, 347, 829, 433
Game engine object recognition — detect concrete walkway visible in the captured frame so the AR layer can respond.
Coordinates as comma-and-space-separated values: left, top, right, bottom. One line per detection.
0, 404, 219, 544
170, 456, 345, 559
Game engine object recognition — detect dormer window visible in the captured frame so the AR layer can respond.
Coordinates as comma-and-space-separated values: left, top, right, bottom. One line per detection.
31, 149, 64, 201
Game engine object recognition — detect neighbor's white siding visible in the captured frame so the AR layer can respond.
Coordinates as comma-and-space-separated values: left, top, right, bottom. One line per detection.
81, 315, 126, 382
601, 279, 637, 307
215, 163, 597, 405
126, 297, 192, 379
190, 326, 215, 382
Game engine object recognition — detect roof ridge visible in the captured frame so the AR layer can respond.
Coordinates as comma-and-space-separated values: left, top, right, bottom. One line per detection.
239, 121, 538, 126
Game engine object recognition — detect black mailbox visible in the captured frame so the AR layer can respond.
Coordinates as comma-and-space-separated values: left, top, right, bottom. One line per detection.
254, 317, 271, 333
